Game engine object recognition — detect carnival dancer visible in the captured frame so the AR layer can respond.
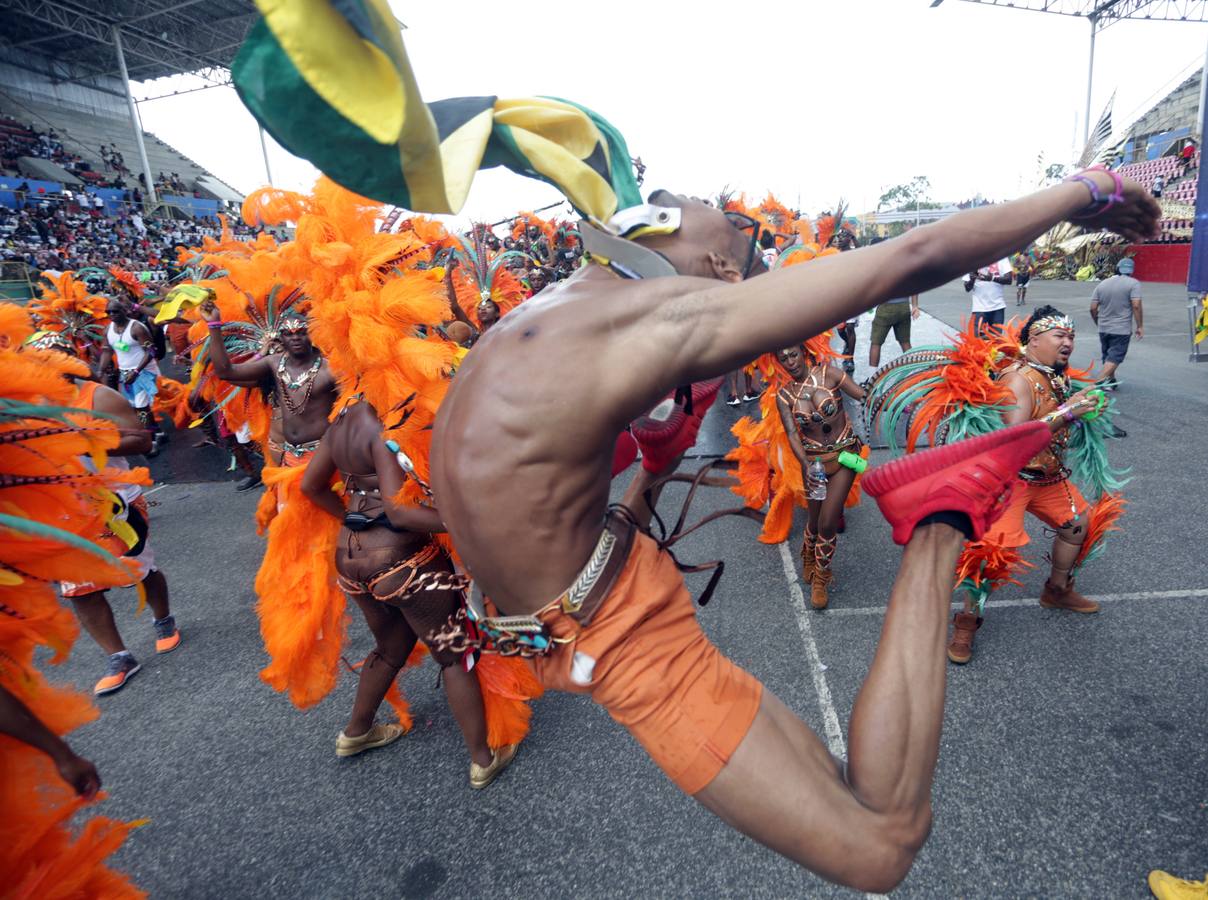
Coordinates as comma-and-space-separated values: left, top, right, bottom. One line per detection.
229, 179, 539, 781
200, 302, 336, 468
863, 305, 1129, 664
727, 238, 866, 603
231, 13, 1157, 885
2, 306, 146, 895
98, 297, 163, 455
945, 306, 1126, 663
300, 400, 520, 784
35, 332, 183, 694
443, 230, 533, 341
774, 343, 866, 608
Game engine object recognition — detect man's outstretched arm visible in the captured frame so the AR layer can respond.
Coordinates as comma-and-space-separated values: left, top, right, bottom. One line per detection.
676, 174, 1159, 383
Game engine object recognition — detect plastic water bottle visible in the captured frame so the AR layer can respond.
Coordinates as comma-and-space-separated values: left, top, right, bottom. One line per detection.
808, 458, 828, 501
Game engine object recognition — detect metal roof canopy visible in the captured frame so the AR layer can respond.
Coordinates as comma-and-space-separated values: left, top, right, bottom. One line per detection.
952, 1, 1208, 29
0, 1, 260, 207
0, 1, 257, 95
941, 1, 1208, 146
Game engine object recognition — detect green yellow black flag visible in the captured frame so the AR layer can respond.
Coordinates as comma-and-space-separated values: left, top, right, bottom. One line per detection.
233, 0, 642, 223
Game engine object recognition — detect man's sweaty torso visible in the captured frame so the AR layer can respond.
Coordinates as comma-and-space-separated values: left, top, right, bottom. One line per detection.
431, 266, 712, 615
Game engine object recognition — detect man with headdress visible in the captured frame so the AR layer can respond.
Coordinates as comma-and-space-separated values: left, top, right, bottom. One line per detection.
199, 302, 337, 467
946, 305, 1110, 664
230, 11, 1159, 887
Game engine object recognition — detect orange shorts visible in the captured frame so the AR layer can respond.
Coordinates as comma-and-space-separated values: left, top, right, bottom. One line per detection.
983, 478, 1088, 548
533, 531, 762, 795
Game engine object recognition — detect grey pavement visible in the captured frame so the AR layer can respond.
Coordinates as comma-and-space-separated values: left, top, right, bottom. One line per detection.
52, 279, 1206, 898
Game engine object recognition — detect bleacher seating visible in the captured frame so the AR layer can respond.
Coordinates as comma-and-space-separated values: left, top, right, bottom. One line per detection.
0, 94, 241, 208
1116, 152, 1200, 229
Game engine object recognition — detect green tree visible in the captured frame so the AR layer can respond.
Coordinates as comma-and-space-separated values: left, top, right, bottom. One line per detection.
877, 176, 931, 211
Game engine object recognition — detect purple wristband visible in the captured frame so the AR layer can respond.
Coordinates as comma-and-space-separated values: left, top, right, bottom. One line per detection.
207, 320, 225, 328
1064, 167, 1125, 220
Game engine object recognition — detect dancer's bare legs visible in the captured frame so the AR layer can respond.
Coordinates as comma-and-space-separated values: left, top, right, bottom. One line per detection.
696, 522, 964, 893
442, 664, 493, 768
344, 594, 415, 737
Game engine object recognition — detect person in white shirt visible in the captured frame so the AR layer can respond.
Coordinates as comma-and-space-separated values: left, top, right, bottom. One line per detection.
98, 296, 162, 453
963, 258, 1013, 332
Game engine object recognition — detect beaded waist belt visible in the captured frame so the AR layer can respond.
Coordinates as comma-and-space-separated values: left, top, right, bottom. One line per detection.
429, 512, 635, 659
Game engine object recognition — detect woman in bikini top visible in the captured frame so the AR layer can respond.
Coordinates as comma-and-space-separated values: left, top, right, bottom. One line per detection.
774, 351, 861, 462
300, 399, 497, 770
773, 343, 867, 609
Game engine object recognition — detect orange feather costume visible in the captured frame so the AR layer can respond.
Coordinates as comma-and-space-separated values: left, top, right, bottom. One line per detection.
725, 242, 864, 544
226, 179, 541, 745
0, 305, 147, 898
863, 317, 1128, 608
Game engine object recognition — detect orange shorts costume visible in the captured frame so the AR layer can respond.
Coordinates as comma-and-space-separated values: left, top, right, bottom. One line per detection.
983, 478, 1088, 548
533, 529, 763, 795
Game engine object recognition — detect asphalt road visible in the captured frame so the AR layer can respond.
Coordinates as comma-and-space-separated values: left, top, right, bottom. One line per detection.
52, 278, 1207, 898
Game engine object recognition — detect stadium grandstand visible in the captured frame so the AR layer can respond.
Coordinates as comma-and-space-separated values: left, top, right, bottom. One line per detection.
0, 1, 257, 298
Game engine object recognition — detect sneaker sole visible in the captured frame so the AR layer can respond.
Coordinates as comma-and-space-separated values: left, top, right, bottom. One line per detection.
156, 633, 182, 654
95, 662, 142, 695
863, 423, 1047, 498
947, 650, 972, 664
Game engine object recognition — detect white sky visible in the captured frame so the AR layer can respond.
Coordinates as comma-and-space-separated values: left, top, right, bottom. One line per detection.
133, 1, 1208, 225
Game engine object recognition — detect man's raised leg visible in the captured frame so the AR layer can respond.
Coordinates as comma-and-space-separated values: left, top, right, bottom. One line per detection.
695, 523, 962, 893
694, 421, 1051, 891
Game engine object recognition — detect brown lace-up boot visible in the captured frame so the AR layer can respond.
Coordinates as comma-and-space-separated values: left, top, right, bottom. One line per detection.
811, 535, 836, 609
801, 529, 818, 584
1040, 577, 1100, 613
947, 612, 982, 664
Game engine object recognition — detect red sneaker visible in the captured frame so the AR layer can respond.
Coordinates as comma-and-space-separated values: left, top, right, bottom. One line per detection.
863, 421, 1049, 546
632, 379, 723, 473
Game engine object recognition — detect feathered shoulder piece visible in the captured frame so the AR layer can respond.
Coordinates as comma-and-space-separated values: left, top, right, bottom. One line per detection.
275, 181, 455, 505
28, 271, 108, 359
107, 265, 145, 302
864, 318, 1012, 453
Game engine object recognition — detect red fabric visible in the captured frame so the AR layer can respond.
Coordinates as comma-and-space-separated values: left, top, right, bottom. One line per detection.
1127, 243, 1190, 283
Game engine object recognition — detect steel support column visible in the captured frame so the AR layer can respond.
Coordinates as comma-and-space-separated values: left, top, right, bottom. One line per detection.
113, 25, 158, 207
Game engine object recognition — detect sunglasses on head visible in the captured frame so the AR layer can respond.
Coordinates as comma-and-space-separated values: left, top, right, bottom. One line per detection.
723, 212, 769, 278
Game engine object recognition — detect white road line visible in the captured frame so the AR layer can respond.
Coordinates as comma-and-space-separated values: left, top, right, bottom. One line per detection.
820, 587, 1208, 617
776, 541, 846, 759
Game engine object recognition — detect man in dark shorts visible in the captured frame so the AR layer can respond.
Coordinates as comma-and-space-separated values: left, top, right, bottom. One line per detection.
1091, 257, 1143, 436
868, 294, 919, 368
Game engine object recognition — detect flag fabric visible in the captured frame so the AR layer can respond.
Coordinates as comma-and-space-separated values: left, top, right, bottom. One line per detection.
232, 0, 642, 223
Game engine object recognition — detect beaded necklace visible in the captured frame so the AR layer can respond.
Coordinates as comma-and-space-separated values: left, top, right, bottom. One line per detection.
276, 354, 323, 415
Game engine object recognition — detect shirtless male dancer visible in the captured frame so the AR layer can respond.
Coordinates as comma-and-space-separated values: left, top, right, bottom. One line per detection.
200, 304, 337, 467
431, 173, 1158, 891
